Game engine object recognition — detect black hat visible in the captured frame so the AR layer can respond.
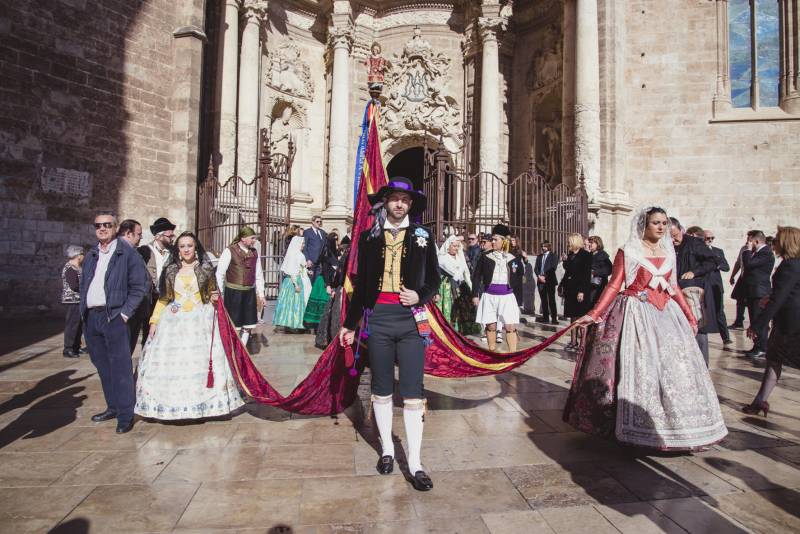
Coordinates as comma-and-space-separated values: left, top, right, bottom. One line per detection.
491, 224, 511, 237
367, 176, 427, 216
150, 217, 176, 235
340, 235, 351, 246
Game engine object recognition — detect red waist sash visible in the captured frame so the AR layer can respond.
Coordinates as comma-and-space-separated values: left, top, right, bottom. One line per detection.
376, 292, 401, 305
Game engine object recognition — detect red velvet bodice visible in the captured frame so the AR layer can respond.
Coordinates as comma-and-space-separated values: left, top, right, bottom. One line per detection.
588, 250, 696, 326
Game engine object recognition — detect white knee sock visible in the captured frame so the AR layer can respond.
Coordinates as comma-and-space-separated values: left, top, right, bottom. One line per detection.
372, 395, 394, 457
404, 399, 425, 474
240, 329, 250, 345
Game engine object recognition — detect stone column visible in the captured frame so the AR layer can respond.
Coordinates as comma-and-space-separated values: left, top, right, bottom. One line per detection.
218, 0, 240, 182
779, 0, 800, 114
573, 0, 601, 201
713, 0, 732, 116
169, 2, 208, 230
324, 26, 353, 218
477, 16, 506, 218
236, 1, 267, 182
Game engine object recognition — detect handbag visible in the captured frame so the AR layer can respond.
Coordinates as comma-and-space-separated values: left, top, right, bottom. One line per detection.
681, 286, 707, 329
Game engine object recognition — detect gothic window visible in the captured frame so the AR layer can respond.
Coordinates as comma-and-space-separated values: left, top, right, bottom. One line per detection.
728, 0, 780, 109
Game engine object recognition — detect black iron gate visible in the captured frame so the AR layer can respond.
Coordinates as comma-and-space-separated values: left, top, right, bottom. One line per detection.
421, 139, 588, 256
197, 129, 294, 299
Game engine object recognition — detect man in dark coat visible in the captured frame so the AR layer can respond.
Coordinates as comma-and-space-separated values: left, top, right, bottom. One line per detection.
80, 211, 148, 434
671, 221, 719, 364
303, 214, 328, 281
465, 233, 481, 273
534, 241, 559, 324
339, 176, 438, 492
729, 232, 755, 328
742, 230, 775, 358
703, 229, 732, 344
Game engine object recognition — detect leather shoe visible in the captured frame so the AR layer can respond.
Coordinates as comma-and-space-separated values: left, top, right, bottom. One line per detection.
91, 409, 117, 422
376, 455, 394, 475
62, 349, 80, 358
729, 323, 744, 330
116, 420, 134, 434
744, 349, 766, 359
78, 347, 90, 354
722, 339, 733, 345
410, 470, 433, 491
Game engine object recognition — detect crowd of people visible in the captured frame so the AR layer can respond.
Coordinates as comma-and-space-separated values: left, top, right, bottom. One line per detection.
57, 190, 798, 491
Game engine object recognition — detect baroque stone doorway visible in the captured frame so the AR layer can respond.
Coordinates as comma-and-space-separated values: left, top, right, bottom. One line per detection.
385, 147, 424, 191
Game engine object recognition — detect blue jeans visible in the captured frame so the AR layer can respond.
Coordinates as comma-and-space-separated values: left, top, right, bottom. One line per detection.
84, 308, 135, 424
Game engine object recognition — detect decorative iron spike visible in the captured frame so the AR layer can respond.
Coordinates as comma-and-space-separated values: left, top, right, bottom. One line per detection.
206, 155, 215, 182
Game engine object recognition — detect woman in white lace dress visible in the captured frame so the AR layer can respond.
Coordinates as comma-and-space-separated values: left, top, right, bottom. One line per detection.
565, 207, 727, 450
135, 232, 244, 420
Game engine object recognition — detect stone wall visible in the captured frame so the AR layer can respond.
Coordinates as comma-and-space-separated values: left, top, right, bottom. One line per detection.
618, 0, 800, 258
0, 0, 198, 317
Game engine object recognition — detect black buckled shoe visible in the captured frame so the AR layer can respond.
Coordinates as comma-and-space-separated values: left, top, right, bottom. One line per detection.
411, 470, 433, 491
116, 420, 134, 434
376, 455, 394, 475
91, 409, 117, 422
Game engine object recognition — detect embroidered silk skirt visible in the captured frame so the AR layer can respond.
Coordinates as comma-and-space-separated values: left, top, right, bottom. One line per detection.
564, 295, 728, 450
273, 275, 306, 329
135, 303, 245, 420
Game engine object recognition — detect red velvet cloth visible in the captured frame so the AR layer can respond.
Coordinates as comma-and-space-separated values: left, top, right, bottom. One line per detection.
218, 296, 574, 415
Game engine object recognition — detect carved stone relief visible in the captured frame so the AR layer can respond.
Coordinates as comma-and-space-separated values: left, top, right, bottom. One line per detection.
381, 27, 463, 153
527, 24, 562, 97
265, 39, 314, 100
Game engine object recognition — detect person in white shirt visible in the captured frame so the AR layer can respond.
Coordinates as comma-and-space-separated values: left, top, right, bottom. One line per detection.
215, 226, 266, 346
136, 217, 175, 347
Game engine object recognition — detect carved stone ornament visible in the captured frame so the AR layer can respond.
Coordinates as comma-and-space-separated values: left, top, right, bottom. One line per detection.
265, 39, 314, 100
381, 27, 464, 153
241, 1, 268, 24
477, 16, 507, 42
327, 25, 354, 50
527, 24, 562, 93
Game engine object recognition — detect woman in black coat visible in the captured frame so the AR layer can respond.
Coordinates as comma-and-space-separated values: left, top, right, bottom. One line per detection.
587, 235, 612, 306
743, 226, 800, 416
559, 233, 593, 351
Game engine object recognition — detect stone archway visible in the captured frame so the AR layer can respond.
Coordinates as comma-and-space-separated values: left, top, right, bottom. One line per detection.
385, 147, 424, 191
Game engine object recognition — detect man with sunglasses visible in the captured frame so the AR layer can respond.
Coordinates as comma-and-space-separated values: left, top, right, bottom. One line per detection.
704, 229, 732, 344
80, 211, 148, 433
465, 233, 481, 272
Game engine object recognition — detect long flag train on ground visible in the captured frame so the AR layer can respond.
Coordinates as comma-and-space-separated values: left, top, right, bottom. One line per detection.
219, 101, 574, 414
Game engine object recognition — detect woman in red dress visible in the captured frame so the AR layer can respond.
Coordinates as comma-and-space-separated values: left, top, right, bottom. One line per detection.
564, 207, 727, 450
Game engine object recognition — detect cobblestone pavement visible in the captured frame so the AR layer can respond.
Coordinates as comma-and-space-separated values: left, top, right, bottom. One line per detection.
1, 313, 798, 533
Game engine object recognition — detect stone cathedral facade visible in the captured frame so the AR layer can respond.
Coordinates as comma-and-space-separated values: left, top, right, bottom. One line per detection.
1, 0, 799, 316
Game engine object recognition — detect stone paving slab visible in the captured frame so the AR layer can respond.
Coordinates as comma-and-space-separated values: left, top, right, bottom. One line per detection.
1, 316, 799, 533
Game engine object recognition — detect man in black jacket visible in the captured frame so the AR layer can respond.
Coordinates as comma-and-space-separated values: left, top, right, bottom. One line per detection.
672, 221, 719, 364
339, 176, 438, 492
534, 241, 559, 324
703, 229, 732, 344
742, 230, 775, 358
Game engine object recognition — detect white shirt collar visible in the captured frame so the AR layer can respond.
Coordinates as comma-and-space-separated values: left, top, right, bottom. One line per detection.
383, 215, 410, 230
98, 238, 117, 255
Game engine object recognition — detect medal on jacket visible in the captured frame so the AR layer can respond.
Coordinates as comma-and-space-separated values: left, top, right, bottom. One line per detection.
169, 302, 182, 314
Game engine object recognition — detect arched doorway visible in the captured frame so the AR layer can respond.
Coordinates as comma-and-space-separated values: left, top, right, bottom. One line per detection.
386, 147, 424, 191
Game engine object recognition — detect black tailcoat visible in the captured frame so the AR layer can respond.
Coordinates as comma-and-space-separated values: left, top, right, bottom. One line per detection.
343, 224, 439, 330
